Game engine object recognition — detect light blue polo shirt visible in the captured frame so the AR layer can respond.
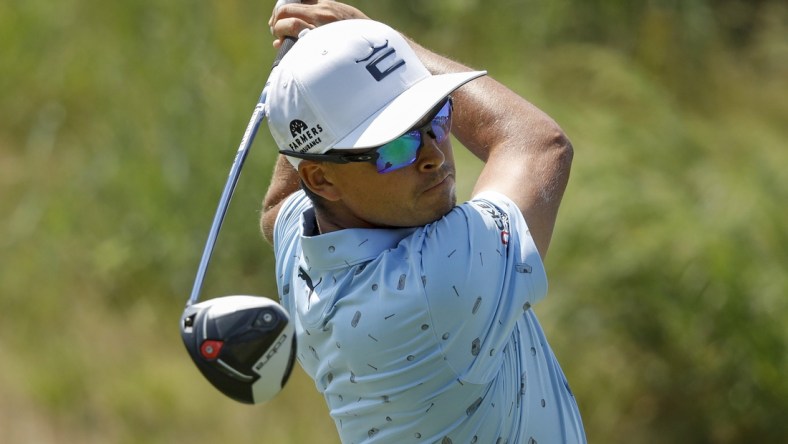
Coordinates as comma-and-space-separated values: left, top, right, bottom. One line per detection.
274, 190, 586, 444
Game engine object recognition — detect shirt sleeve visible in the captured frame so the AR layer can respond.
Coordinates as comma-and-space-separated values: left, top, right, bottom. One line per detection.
417, 191, 548, 384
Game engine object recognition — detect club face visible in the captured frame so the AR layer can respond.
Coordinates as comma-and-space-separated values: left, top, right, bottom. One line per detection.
180, 295, 296, 404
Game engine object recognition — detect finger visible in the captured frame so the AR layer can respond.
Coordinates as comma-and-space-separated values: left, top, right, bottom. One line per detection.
271, 17, 315, 41
269, 0, 316, 33
269, 1, 367, 42
270, 2, 325, 27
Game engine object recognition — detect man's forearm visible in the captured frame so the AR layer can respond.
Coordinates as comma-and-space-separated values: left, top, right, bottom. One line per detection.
261, 154, 301, 243
408, 38, 565, 163
408, 37, 573, 258
264, 155, 301, 210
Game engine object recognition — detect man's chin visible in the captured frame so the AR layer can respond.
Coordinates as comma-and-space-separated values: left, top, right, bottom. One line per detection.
418, 193, 457, 226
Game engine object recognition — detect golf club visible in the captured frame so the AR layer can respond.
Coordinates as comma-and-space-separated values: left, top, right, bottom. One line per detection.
180, 0, 300, 405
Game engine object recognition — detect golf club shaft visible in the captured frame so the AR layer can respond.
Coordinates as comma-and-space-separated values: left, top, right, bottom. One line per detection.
187, 36, 297, 307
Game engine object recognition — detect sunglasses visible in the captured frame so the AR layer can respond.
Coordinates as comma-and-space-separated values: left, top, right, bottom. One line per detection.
279, 97, 453, 173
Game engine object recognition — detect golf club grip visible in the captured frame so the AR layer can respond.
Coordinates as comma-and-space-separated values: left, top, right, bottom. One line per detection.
272, 36, 297, 69
271, 0, 301, 69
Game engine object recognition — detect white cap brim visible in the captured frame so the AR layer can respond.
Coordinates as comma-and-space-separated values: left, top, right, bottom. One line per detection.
332, 70, 487, 149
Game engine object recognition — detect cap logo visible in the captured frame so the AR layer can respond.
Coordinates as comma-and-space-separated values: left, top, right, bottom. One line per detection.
287, 119, 324, 153
289, 120, 309, 137
355, 39, 406, 82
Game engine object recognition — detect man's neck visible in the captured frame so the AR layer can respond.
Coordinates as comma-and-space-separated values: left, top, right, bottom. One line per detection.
313, 207, 379, 235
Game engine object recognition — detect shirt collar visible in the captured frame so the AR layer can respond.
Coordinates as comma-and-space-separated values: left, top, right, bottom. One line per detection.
300, 210, 417, 270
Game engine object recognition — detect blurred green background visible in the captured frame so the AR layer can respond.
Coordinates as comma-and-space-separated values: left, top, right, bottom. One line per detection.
2, 0, 786, 442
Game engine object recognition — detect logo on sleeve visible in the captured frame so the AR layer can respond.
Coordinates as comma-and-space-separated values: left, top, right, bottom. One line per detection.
476, 201, 510, 245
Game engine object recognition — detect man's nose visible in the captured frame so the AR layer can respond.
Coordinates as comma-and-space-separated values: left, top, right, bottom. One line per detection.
416, 133, 446, 172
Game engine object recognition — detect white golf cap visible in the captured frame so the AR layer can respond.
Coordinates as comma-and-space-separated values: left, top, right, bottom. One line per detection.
266, 19, 487, 168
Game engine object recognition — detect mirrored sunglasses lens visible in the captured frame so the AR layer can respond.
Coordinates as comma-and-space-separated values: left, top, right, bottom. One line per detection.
430, 101, 452, 143
376, 132, 421, 173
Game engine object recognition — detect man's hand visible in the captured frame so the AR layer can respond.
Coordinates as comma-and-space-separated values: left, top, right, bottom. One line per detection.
268, 0, 369, 48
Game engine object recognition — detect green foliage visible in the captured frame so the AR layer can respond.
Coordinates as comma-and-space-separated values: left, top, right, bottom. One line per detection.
1, 1, 786, 443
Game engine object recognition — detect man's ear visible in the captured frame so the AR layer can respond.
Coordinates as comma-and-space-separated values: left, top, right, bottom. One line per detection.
299, 161, 341, 201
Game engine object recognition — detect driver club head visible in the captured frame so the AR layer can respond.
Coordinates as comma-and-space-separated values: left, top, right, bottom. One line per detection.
180, 295, 296, 404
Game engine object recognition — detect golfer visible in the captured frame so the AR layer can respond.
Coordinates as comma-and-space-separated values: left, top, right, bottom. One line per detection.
261, 2, 586, 442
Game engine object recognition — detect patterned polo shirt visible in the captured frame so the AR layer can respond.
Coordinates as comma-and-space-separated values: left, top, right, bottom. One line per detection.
273, 190, 586, 443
